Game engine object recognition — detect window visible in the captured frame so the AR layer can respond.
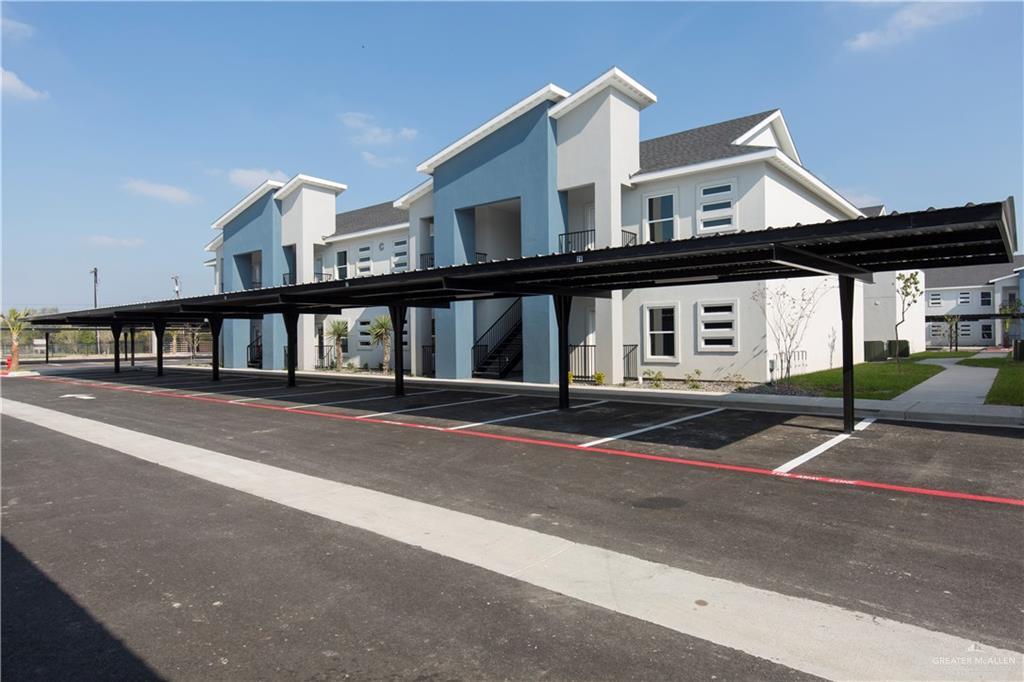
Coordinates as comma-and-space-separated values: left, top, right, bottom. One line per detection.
392, 239, 409, 273
644, 193, 675, 242
980, 291, 992, 306
958, 322, 972, 337
981, 323, 993, 340
358, 319, 371, 348
698, 300, 738, 351
697, 180, 737, 233
928, 292, 941, 307
929, 324, 944, 336
958, 291, 971, 305
357, 246, 372, 276
336, 251, 348, 280
644, 304, 677, 360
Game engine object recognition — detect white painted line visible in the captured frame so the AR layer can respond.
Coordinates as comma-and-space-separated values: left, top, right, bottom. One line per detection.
286, 388, 446, 410
773, 417, 876, 474
447, 399, 608, 431
5, 398, 1018, 682
580, 408, 725, 448
229, 385, 376, 404
358, 393, 514, 419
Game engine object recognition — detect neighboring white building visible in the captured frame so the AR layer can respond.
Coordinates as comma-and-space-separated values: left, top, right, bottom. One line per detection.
923, 255, 1024, 348
203, 67, 929, 381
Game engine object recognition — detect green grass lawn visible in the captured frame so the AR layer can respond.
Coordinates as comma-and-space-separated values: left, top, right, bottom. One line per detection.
958, 354, 1024, 406
784, 358, 944, 400
908, 350, 975, 360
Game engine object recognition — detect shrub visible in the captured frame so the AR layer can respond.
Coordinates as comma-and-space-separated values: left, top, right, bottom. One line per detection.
567, 371, 574, 384
642, 369, 664, 388
593, 371, 605, 386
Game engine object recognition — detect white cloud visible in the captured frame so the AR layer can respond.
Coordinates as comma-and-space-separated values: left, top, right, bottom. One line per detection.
340, 111, 418, 146
846, 3, 975, 51
227, 168, 288, 190
121, 178, 196, 204
84, 235, 145, 249
2, 68, 48, 101
840, 188, 883, 208
360, 151, 406, 169
2, 17, 34, 40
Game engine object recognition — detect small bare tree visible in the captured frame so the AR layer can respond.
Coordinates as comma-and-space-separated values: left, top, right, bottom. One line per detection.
826, 327, 837, 368
753, 280, 832, 382
943, 313, 961, 352
893, 272, 922, 367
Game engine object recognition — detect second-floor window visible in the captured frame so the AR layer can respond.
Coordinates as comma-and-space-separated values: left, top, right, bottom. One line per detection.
928, 292, 941, 306
958, 291, 971, 305
644, 193, 675, 242
392, 239, 409, 273
980, 291, 992, 306
697, 180, 737, 233
357, 246, 372, 276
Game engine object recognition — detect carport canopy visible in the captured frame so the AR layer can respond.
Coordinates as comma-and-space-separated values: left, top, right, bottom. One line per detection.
31, 198, 1018, 432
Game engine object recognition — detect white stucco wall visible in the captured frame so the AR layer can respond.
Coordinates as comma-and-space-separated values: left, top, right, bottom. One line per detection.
863, 271, 926, 353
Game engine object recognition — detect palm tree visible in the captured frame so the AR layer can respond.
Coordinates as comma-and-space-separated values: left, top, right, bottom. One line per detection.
326, 318, 349, 370
2, 308, 29, 371
368, 315, 393, 371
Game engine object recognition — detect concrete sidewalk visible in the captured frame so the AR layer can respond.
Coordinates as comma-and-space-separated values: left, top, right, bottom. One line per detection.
132, 363, 1024, 429
892, 352, 998, 406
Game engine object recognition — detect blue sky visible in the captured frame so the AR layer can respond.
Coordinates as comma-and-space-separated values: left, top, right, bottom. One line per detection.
3, 2, 1022, 310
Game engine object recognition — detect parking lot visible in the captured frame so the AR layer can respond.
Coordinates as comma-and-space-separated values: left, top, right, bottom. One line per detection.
3, 363, 1023, 680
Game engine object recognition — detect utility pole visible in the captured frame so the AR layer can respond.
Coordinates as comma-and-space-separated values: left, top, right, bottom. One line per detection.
172, 274, 181, 299
90, 267, 99, 354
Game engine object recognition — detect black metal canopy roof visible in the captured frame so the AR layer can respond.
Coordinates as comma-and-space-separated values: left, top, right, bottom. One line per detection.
31, 198, 1017, 327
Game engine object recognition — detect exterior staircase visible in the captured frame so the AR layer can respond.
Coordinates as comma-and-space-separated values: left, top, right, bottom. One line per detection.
472, 298, 522, 380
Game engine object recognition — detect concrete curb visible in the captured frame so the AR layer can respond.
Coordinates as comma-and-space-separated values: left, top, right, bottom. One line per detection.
166, 364, 1024, 429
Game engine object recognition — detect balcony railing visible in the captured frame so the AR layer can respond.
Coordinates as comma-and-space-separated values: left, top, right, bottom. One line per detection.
282, 273, 295, 285
247, 278, 262, 290
419, 252, 487, 268
568, 344, 596, 380
313, 271, 335, 283
421, 345, 435, 377
621, 230, 638, 247
559, 229, 596, 254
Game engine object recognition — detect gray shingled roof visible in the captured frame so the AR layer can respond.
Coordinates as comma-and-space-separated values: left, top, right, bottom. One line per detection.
331, 201, 408, 238
923, 254, 1024, 288
858, 205, 886, 217
637, 109, 779, 174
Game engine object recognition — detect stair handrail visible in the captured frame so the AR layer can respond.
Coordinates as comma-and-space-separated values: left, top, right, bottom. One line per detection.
472, 298, 522, 370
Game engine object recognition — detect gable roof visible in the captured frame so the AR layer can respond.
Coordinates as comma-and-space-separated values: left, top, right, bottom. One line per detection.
923, 254, 1024, 288
637, 109, 780, 174
548, 67, 656, 120
329, 201, 409, 239
858, 205, 886, 217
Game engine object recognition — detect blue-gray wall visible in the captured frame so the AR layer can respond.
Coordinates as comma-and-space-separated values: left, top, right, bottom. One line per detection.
220, 191, 286, 370
432, 101, 566, 382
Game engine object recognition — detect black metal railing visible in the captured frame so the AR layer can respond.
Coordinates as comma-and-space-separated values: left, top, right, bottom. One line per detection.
420, 253, 435, 268
315, 344, 336, 370
475, 252, 488, 263
568, 344, 596, 380
247, 278, 262, 290
623, 344, 638, 380
246, 338, 262, 368
472, 298, 522, 374
314, 272, 335, 283
621, 230, 638, 247
559, 230, 596, 254
282, 272, 295, 285
421, 345, 435, 377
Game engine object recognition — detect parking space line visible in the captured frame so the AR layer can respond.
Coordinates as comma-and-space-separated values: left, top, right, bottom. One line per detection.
358, 393, 514, 419
447, 399, 608, 431
286, 388, 447, 410
20, 375, 1024, 507
772, 417, 876, 474
229, 385, 375, 404
580, 408, 725, 448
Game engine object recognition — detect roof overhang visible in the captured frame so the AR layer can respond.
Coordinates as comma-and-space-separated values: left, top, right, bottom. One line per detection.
394, 179, 432, 210
548, 67, 657, 120
204, 233, 223, 252
211, 180, 285, 230
416, 83, 570, 174
322, 222, 410, 244
732, 109, 801, 165
31, 199, 1016, 328
275, 174, 348, 202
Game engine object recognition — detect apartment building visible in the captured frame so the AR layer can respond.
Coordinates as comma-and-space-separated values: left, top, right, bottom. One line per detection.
204, 67, 925, 382
923, 255, 1024, 347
